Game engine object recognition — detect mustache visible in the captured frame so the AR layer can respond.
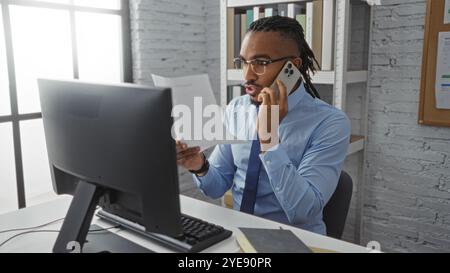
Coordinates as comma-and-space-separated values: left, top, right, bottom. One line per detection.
241, 81, 263, 88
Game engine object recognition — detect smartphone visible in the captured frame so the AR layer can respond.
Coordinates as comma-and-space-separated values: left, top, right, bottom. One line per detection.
269, 60, 302, 96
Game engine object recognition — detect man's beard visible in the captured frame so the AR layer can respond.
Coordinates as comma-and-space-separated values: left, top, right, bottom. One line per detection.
249, 97, 260, 106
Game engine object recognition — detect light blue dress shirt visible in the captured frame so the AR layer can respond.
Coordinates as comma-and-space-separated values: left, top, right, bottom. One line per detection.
193, 82, 350, 235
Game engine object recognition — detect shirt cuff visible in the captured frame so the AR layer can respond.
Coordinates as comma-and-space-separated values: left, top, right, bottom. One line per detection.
192, 168, 212, 189
259, 143, 291, 187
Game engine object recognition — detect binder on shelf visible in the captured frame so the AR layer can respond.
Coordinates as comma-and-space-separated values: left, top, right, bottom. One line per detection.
227, 8, 235, 69
240, 13, 247, 44
277, 3, 288, 17
265, 6, 277, 17
246, 8, 254, 27
305, 2, 313, 48
287, 3, 303, 19
253, 6, 262, 20
234, 12, 242, 63
296, 13, 306, 31
321, 0, 335, 70
312, 0, 323, 68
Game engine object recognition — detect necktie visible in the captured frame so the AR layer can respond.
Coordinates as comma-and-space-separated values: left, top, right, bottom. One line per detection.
240, 106, 262, 214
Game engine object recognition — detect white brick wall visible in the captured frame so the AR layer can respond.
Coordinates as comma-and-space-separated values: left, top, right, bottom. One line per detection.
365, 0, 450, 252
130, 0, 207, 86
130, 0, 220, 99
205, 0, 221, 99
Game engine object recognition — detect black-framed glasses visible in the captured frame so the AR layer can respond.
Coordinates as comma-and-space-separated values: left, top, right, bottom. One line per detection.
233, 56, 297, 75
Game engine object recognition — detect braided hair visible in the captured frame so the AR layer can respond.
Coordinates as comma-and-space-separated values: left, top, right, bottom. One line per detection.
248, 15, 321, 99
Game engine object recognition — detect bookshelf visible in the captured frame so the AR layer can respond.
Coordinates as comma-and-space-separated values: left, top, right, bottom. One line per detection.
220, 0, 376, 243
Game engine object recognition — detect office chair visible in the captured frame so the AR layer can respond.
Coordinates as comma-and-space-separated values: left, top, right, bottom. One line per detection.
323, 171, 353, 239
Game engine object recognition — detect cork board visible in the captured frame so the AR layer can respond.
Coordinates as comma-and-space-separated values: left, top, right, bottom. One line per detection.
418, 0, 450, 127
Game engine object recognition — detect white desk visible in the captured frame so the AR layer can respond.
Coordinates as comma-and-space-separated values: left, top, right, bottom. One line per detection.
0, 195, 370, 253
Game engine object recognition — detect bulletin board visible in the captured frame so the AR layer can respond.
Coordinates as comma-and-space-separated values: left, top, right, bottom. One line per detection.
418, 0, 450, 127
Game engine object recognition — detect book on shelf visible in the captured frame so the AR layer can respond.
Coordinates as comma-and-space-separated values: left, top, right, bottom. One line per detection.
287, 3, 303, 19
234, 11, 241, 64
305, 2, 313, 49
277, 3, 287, 17
321, 0, 335, 71
227, 8, 235, 69
245, 8, 253, 30
240, 13, 247, 42
253, 6, 264, 21
312, 0, 324, 68
264, 6, 276, 17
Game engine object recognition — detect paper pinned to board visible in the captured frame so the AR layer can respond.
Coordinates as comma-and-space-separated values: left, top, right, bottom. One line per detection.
435, 32, 450, 109
152, 73, 238, 151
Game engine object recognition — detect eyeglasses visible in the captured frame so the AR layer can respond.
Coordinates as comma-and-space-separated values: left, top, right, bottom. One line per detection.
233, 56, 297, 75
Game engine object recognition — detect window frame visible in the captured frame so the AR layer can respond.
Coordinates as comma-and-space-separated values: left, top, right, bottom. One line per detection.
0, 0, 132, 209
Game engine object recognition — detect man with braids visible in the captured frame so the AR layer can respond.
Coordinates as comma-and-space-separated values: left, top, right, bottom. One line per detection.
176, 16, 350, 235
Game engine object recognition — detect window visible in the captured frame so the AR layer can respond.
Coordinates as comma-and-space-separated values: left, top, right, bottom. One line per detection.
0, 6, 10, 116
74, 0, 120, 10
10, 5, 73, 113
31, 1, 70, 4
20, 119, 56, 207
0, 123, 17, 214
0, 0, 131, 210
76, 12, 122, 82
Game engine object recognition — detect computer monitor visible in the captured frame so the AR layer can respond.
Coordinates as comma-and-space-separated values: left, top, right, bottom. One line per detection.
38, 79, 182, 253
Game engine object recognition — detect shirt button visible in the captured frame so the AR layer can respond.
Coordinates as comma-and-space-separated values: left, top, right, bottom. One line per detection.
266, 160, 271, 165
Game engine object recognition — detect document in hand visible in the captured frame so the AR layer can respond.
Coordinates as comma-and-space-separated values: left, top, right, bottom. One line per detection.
151, 73, 230, 151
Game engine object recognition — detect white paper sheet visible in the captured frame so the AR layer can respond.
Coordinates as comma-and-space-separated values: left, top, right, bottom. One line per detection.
152, 74, 228, 151
435, 32, 450, 109
445, 0, 450, 24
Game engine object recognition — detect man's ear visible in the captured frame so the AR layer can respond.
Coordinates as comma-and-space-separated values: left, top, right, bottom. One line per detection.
293, 58, 302, 69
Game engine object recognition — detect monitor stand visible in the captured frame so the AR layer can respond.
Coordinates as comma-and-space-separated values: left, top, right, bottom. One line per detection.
53, 181, 102, 253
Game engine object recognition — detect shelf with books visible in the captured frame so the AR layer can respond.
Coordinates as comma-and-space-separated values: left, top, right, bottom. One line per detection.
224, 1, 334, 78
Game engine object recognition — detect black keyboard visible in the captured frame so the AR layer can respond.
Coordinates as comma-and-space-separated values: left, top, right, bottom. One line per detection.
97, 210, 232, 253
176, 214, 233, 252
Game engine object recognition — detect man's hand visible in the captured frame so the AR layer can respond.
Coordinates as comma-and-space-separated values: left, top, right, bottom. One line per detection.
257, 80, 288, 152
176, 140, 205, 174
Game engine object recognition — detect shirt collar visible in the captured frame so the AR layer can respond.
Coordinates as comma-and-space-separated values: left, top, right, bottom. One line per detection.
287, 81, 307, 112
